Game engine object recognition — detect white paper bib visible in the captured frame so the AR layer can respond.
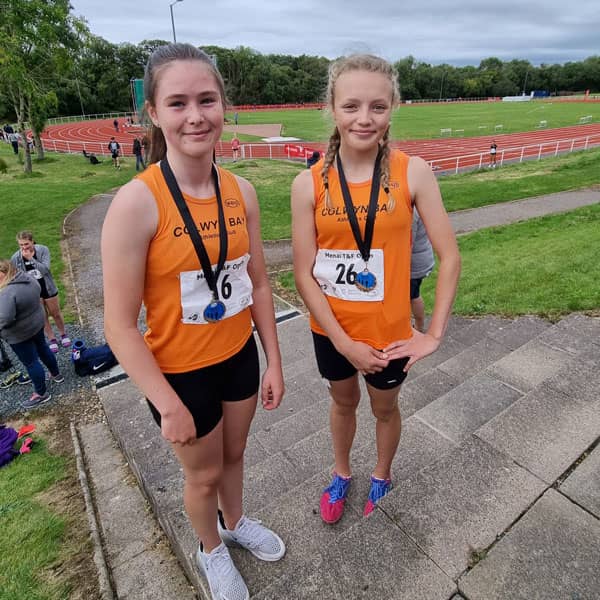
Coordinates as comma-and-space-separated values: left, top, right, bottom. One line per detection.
180, 253, 253, 324
313, 249, 384, 302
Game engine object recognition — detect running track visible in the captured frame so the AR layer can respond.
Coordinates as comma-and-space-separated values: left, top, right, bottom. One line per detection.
40, 118, 600, 171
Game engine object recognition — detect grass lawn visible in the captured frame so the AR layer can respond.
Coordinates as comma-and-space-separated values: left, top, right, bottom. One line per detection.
420, 204, 600, 319
226, 100, 600, 141
439, 147, 600, 211
226, 159, 304, 239
0, 424, 97, 600
0, 144, 132, 317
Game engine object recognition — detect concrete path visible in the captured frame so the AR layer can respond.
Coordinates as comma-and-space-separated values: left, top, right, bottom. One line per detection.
66, 187, 600, 599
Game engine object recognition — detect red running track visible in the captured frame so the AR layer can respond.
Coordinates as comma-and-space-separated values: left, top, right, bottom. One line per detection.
40, 118, 600, 170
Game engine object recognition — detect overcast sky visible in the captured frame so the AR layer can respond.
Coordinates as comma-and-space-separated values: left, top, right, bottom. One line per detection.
70, 0, 598, 66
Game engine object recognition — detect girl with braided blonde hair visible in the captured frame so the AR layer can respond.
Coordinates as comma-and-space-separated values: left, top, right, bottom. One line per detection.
292, 54, 460, 523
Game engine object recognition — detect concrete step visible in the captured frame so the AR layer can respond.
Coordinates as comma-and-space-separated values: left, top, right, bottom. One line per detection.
95, 313, 600, 598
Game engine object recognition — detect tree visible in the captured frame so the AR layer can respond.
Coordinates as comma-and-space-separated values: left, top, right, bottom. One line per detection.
28, 91, 58, 160
0, 0, 86, 172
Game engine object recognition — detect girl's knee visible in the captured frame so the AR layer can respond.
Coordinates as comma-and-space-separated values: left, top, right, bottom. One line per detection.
371, 403, 399, 422
331, 394, 360, 416
223, 442, 246, 466
185, 464, 223, 491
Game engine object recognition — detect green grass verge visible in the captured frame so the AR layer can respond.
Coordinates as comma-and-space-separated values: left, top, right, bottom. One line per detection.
279, 204, 600, 319
439, 147, 600, 211
0, 440, 71, 600
420, 204, 600, 318
225, 159, 304, 239
0, 144, 132, 318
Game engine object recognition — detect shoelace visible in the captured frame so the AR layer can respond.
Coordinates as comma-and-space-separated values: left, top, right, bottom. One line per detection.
368, 478, 390, 503
326, 476, 350, 503
233, 517, 272, 549
206, 546, 235, 579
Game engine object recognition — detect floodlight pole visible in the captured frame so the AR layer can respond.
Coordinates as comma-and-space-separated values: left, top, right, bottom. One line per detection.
439, 71, 447, 101
522, 70, 529, 96
170, 0, 183, 43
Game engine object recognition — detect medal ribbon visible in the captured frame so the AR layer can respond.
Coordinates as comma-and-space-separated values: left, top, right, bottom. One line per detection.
160, 158, 228, 302
336, 149, 382, 265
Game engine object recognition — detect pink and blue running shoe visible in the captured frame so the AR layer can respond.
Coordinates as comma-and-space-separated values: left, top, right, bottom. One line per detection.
320, 473, 351, 524
363, 476, 392, 516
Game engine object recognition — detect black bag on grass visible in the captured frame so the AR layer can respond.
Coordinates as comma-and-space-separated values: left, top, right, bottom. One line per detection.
71, 340, 118, 376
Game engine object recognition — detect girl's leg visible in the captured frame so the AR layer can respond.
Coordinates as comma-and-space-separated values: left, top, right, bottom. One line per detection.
218, 394, 258, 529
44, 296, 66, 336
171, 421, 224, 553
10, 335, 47, 395
41, 300, 54, 340
411, 296, 426, 332
32, 328, 60, 376
329, 375, 361, 477
367, 383, 402, 480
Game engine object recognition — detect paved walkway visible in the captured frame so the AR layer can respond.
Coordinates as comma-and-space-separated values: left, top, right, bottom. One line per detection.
66, 187, 600, 599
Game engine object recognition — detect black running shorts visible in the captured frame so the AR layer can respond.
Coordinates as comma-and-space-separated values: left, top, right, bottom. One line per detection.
312, 332, 408, 391
146, 335, 260, 438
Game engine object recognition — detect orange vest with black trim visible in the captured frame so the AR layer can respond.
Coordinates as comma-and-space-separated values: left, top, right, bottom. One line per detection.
310, 149, 413, 348
136, 163, 252, 373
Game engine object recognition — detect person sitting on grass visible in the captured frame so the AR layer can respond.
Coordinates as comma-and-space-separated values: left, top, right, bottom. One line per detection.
82, 149, 101, 165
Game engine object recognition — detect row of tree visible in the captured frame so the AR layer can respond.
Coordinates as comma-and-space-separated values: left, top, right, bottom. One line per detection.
1, 0, 599, 173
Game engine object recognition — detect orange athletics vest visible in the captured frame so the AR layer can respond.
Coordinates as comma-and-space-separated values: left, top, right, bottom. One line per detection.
137, 163, 252, 373
310, 149, 413, 349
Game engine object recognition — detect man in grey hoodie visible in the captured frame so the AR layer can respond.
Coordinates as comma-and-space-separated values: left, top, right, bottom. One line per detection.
0, 260, 64, 409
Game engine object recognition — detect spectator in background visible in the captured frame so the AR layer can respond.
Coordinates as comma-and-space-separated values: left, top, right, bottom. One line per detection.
11, 231, 71, 354
0, 259, 65, 410
231, 134, 240, 162
234, 111, 239, 125
306, 150, 320, 168
133, 137, 146, 171
410, 210, 435, 332
108, 137, 121, 169
8, 131, 20, 155
113, 118, 120, 133
141, 134, 150, 164
489, 140, 498, 167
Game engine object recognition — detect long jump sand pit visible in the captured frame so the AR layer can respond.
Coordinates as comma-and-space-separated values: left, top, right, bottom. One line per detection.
223, 123, 282, 137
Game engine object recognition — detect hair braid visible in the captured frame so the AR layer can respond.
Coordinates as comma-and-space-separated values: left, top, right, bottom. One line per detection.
379, 129, 395, 212
321, 128, 341, 209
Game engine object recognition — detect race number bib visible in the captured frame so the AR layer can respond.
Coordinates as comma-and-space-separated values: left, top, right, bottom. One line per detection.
313, 249, 384, 302
180, 253, 253, 324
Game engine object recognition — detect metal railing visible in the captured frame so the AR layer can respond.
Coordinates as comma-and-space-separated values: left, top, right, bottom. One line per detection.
426, 134, 600, 174
33, 132, 600, 171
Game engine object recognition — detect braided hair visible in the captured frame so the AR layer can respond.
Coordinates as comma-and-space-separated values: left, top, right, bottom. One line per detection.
321, 54, 399, 210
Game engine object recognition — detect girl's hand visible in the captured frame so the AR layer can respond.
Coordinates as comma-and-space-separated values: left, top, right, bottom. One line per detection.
160, 405, 197, 445
21, 247, 34, 260
383, 329, 441, 371
261, 365, 284, 410
342, 340, 389, 375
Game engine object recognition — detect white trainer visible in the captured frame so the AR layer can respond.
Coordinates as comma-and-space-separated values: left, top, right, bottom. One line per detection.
218, 514, 286, 562
196, 542, 249, 600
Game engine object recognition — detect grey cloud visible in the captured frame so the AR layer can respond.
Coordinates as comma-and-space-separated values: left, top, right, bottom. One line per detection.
72, 0, 599, 65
